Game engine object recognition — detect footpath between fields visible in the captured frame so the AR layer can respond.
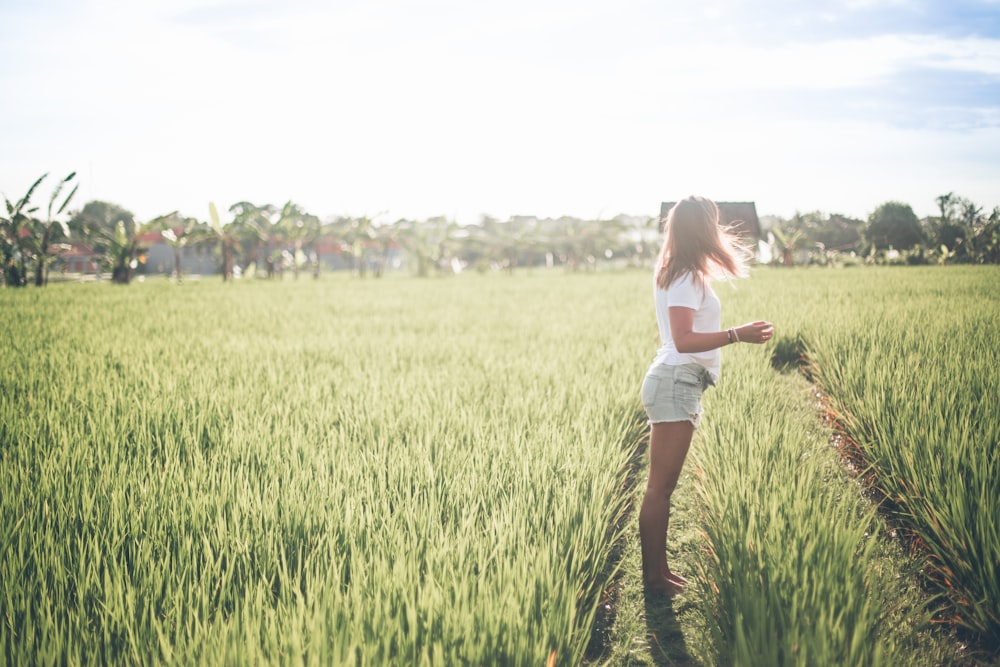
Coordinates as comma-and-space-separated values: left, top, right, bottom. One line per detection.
587, 342, 977, 666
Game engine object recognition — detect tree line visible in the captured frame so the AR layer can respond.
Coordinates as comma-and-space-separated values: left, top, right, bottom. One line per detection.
1, 173, 660, 286
768, 196, 1000, 266
3, 172, 998, 287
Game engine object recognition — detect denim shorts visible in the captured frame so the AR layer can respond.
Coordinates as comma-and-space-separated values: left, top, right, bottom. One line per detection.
640, 362, 715, 428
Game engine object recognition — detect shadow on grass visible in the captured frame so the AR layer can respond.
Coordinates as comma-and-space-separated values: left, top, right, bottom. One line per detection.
584, 415, 653, 663
643, 591, 696, 666
585, 413, 706, 665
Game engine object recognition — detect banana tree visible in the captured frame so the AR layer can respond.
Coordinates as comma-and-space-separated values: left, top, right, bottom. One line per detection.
465, 216, 517, 272
25, 173, 79, 286
553, 216, 619, 271
92, 212, 175, 284
770, 227, 804, 266
2, 172, 77, 287
229, 202, 277, 277
159, 215, 198, 282
976, 207, 1000, 264
390, 216, 461, 276
327, 215, 377, 277
1, 176, 41, 287
276, 201, 321, 279
192, 202, 243, 281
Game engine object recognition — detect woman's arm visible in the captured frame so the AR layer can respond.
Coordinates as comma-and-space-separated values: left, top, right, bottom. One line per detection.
669, 307, 774, 353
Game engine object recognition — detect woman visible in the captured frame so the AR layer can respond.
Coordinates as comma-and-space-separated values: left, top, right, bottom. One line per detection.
639, 196, 773, 596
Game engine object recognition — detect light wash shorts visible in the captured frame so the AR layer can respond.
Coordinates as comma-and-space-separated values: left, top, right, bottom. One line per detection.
640, 362, 715, 428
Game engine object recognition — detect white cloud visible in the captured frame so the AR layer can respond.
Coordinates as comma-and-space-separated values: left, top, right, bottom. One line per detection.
2, 0, 999, 223
914, 35, 1000, 73
625, 33, 1000, 97
839, 0, 912, 9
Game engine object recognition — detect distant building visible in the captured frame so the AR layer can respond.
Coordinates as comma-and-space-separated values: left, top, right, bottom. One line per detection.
141, 231, 217, 276
659, 201, 762, 239
58, 244, 99, 274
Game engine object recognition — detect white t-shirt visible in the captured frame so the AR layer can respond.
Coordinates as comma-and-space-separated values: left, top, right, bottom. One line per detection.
651, 272, 722, 382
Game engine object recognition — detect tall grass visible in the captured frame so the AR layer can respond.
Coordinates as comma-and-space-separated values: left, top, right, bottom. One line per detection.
2, 267, 995, 664
690, 299, 899, 665
696, 265, 999, 661
801, 266, 1000, 643
0, 273, 651, 665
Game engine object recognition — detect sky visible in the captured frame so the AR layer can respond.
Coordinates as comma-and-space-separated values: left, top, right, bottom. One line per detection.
1, 0, 999, 225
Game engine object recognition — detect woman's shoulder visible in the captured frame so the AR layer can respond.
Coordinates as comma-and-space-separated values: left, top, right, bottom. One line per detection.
668, 270, 703, 291
664, 271, 707, 306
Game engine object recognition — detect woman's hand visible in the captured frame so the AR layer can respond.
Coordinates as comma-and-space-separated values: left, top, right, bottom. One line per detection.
735, 321, 774, 344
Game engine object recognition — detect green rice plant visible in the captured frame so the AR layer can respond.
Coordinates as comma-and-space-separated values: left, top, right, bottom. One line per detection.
769, 331, 810, 375
801, 267, 1000, 644
703, 265, 999, 657
2, 267, 993, 665
0, 273, 653, 665
664, 267, 989, 666
689, 344, 901, 665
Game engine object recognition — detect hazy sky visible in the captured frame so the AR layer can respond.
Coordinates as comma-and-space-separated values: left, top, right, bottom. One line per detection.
2, 0, 999, 224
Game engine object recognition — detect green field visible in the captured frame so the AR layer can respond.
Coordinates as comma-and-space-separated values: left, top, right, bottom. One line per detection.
1, 267, 998, 665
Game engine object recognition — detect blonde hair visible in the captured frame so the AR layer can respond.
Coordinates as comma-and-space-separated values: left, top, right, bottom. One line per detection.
655, 196, 750, 290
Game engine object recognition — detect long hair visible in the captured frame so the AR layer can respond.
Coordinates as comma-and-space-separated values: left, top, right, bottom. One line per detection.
655, 196, 750, 290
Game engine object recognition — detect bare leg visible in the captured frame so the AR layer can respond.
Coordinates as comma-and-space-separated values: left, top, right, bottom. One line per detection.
639, 420, 694, 595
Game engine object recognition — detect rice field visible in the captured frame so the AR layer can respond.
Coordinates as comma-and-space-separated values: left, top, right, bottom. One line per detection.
0, 273, 652, 665
1, 266, 997, 665
799, 267, 1000, 642
687, 265, 999, 665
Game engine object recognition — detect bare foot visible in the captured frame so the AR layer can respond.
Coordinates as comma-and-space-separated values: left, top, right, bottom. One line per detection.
643, 576, 684, 597
666, 571, 689, 588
